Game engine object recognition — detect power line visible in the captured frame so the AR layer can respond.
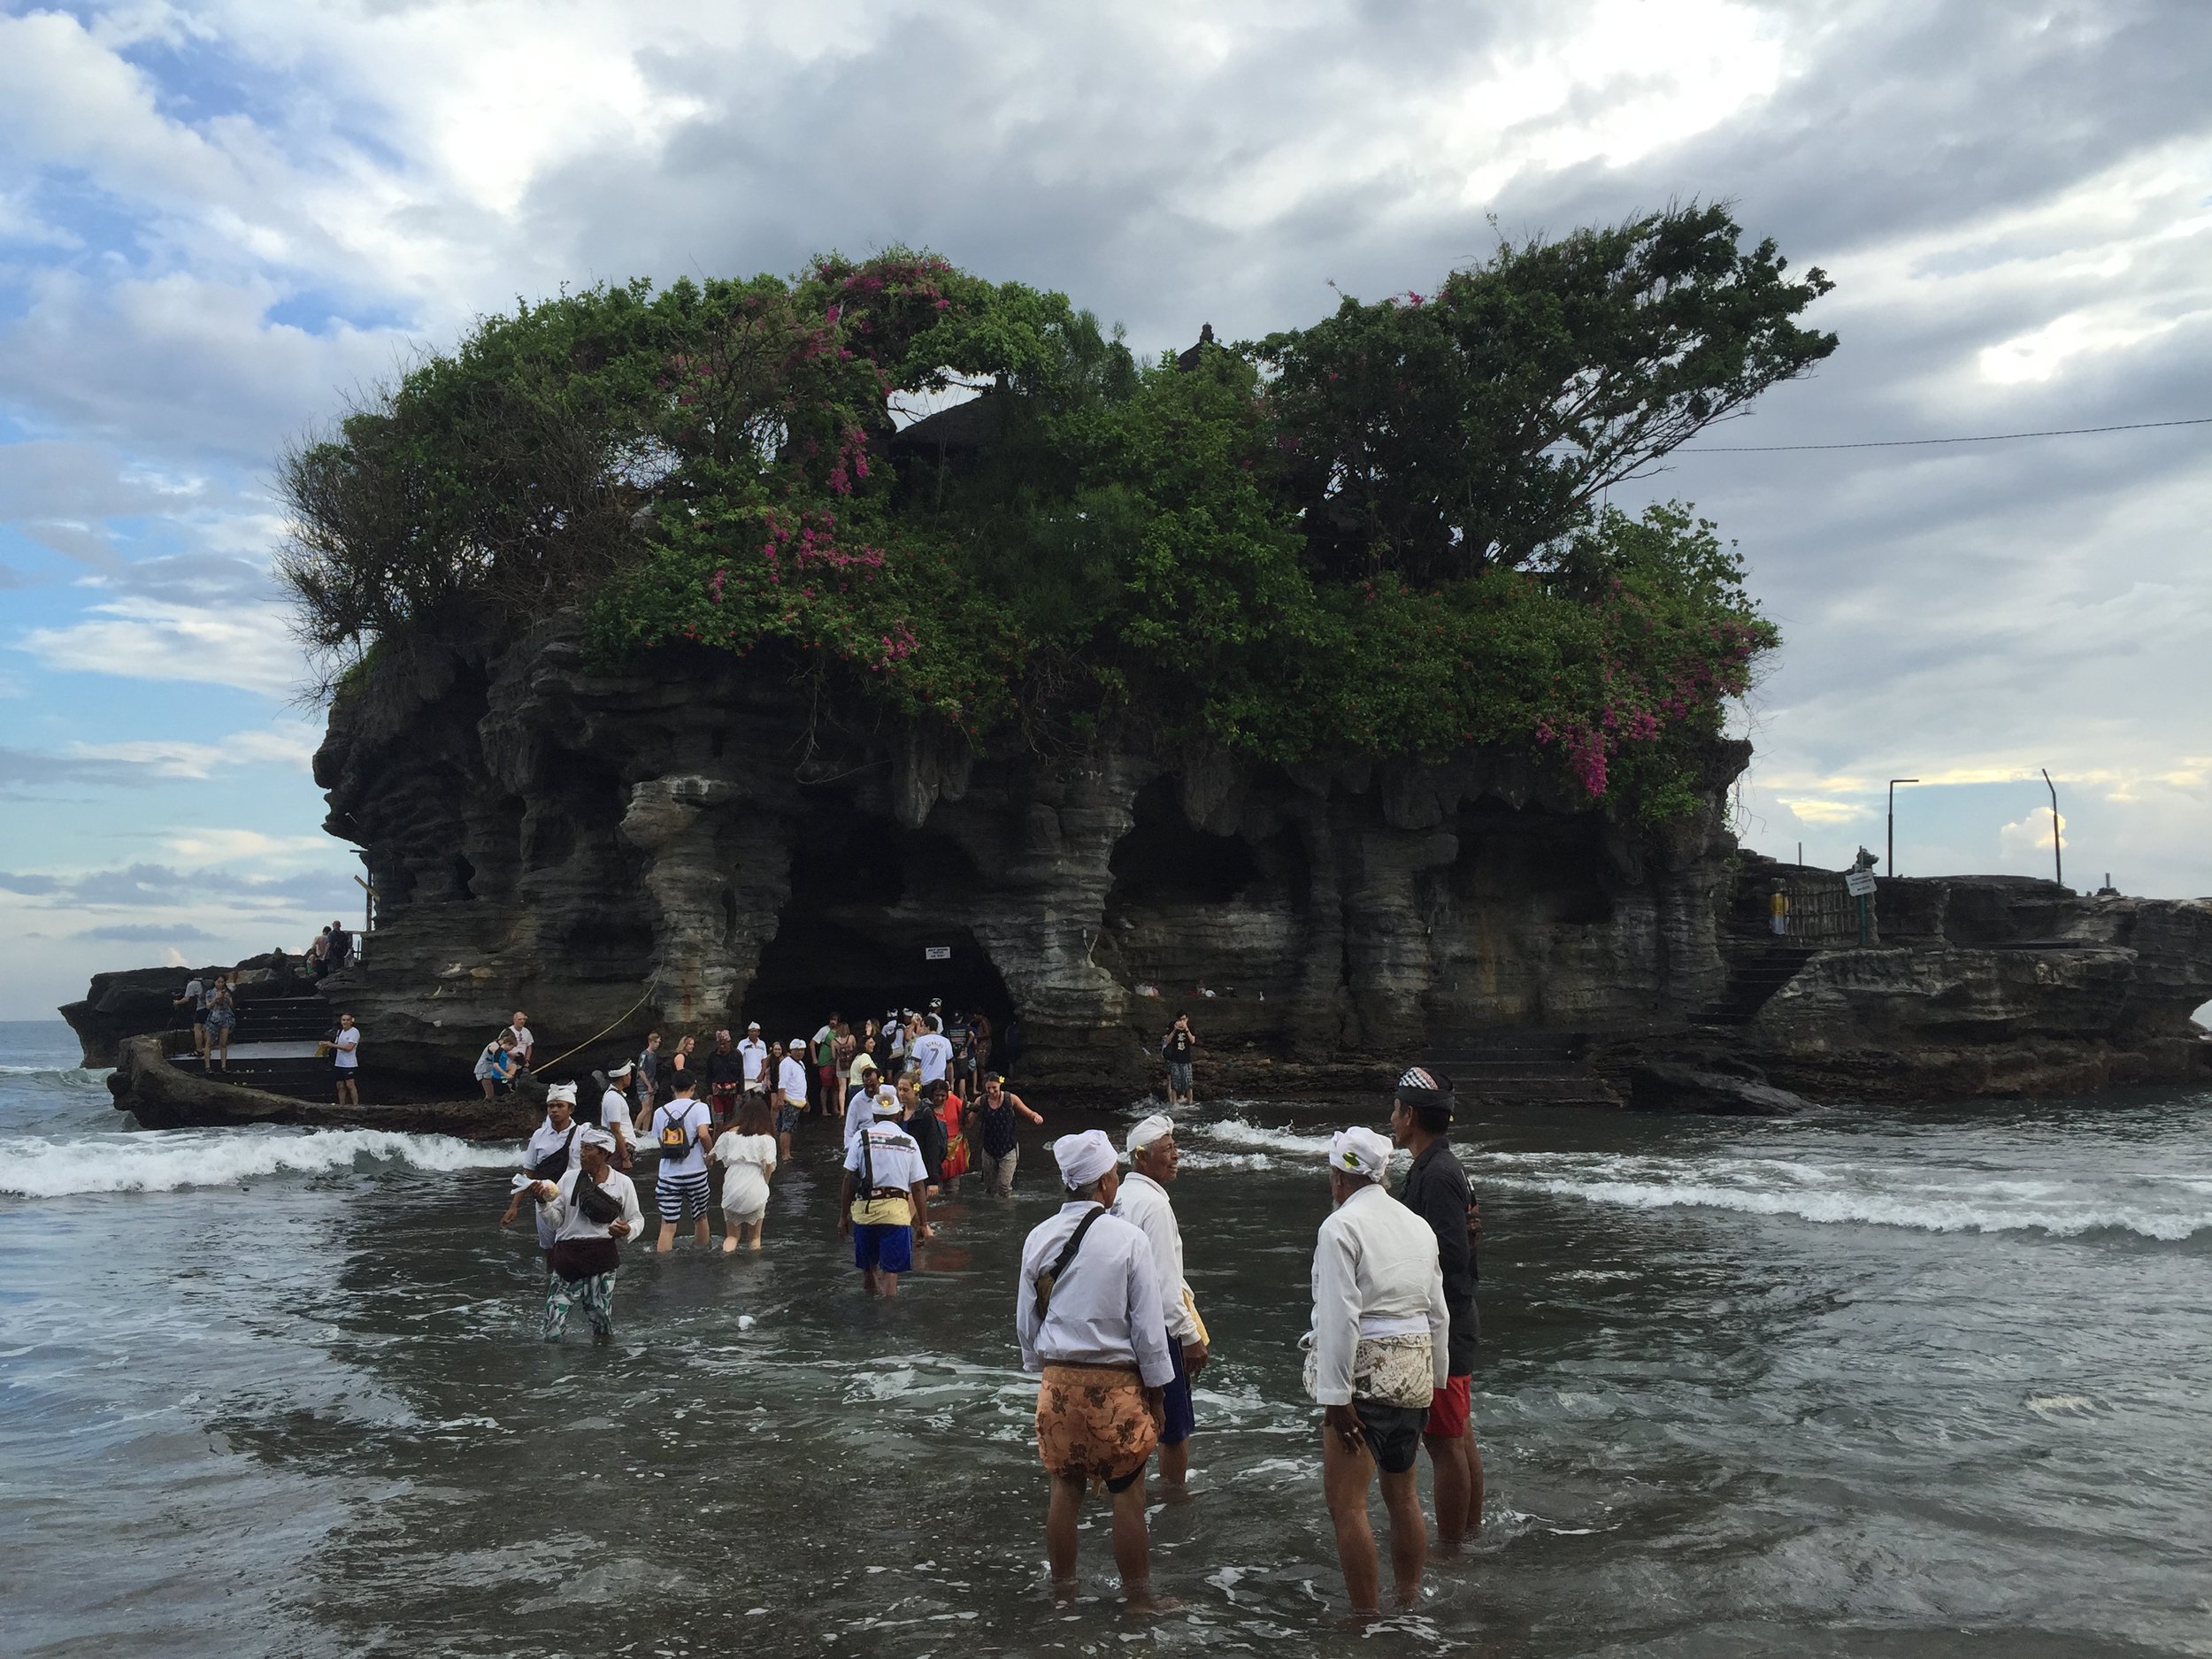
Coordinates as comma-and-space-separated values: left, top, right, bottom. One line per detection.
1676, 415, 2212, 454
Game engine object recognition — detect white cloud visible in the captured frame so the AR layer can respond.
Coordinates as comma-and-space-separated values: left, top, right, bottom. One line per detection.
163, 828, 331, 864
69, 722, 319, 778
19, 596, 301, 695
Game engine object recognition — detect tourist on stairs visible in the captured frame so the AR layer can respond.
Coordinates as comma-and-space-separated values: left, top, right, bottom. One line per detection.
1112, 1115, 1208, 1494
649, 1075, 716, 1252
1390, 1064, 1484, 1552
839, 1088, 931, 1295
1016, 1130, 1172, 1608
1307, 1126, 1447, 1619
527, 1126, 641, 1343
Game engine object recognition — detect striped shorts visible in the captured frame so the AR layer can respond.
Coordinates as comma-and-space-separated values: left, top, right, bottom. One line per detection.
655, 1169, 710, 1224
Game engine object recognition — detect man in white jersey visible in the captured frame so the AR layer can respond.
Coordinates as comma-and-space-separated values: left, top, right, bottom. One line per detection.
910, 1015, 953, 1088
843, 1061, 895, 1152
737, 1022, 769, 1093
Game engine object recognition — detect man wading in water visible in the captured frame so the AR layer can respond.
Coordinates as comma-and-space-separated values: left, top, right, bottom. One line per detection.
1112, 1115, 1209, 1493
1307, 1126, 1448, 1618
1017, 1131, 1173, 1607
526, 1126, 643, 1342
839, 1088, 932, 1295
1390, 1064, 1484, 1550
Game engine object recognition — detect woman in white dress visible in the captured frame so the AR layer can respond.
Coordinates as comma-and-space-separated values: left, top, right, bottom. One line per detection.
712, 1094, 779, 1252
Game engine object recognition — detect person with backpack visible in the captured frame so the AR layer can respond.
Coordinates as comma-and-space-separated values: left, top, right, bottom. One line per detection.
500, 1083, 583, 1271
1016, 1130, 1174, 1608
525, 1126, 642, 1343
649, 1075, 716, 1252
839, 1088, 932, 1296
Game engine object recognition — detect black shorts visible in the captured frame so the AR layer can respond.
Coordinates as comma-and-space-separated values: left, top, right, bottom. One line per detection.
1353, 1399, 1426, 1474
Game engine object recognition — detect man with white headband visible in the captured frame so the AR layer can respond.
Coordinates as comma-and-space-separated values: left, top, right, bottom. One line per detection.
1390, 1064, 1484, 1551
1111, 1114, 1209, 1492
1017, 1129, 1174, 1607
525, 1125, 643, 1342
600, 1063, 637, 1170
1307, 1125, 1448, 1617
500, 1082, 582, 1271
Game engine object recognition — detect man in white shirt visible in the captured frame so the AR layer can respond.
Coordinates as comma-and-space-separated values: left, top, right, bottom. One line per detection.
737, 1022, 769, 1092
1016, 1130, 1174, 1608
600, 1062, 638, 1169
505, 1010, 534, 1074
840, 1091, 932, 1295
649, 1076, 716, 1252
774, 1039, 810, 1157
501, 1083, 584, 1269
1308, 1126, 1448, 1618
331, 1012, 360, 1106
1111, 1114, 1208, 1492
910, 1016, 954, 1088
526, 1126, 642, 1342
843, 1063, 895, 1152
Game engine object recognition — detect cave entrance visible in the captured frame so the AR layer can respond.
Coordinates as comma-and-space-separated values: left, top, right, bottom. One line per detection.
740, 808, 1018, 1046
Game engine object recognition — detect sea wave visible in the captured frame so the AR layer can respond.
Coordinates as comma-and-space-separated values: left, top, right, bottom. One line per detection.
1482, 1151, 2210, 1241
1184, 1118, 1337, 1156
0, 1128, 519, 1199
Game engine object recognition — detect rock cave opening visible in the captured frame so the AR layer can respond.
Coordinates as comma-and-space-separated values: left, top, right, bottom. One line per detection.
741, 806, 1019, 1042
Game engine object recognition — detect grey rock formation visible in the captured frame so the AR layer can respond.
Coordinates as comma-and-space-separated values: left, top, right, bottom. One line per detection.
303, 623, 1746, 1099
66, 626, 2212, 1120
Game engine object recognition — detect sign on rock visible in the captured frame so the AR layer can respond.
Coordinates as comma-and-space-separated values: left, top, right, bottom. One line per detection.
1845, 870, 1877, 897
924, 946, 951, 961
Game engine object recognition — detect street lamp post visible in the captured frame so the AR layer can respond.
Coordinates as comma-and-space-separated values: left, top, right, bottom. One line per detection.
1887, 779, 1919, 879
2040, 769, 2062, 888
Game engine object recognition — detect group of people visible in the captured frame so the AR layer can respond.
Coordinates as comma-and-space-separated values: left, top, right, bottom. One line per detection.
1012, 1065, 1480, 1617
497, 984, 1483, 1618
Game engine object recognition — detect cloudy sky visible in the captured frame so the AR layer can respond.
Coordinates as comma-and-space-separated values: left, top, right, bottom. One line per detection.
2, 0, 2208, 1018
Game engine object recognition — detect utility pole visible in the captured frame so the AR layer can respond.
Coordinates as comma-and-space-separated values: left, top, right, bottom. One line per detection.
2040, 769, 2062, 888
1887, 779, 1919, 879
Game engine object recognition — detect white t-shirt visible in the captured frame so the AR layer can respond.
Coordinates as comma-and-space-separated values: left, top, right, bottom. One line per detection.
844, 1122, 927, 1195
599, 1086, 634, 1148
713, 1132, 777, 1216
738, 1038, 768, 1087
508, 1024, 534, 1060
333, 1025, 360, 1069
651, 1097, 712, 1177
181, 977, 205, 1011
910, 1031, 953, 1086
777, 1055, 808, 1100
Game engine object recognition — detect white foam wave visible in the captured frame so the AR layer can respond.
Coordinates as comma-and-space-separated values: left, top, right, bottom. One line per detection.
1186, 1118, 1335, 1156
1483, 1151, 2210, 1241
1175, 1151, 1284, 1172
0, 1129, 518, 1198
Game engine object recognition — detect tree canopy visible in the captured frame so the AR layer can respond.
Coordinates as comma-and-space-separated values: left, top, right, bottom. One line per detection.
279, 208, 1833, 820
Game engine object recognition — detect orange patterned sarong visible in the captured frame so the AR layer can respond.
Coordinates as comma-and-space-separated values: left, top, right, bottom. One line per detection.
1034, 1364, 1156, 1485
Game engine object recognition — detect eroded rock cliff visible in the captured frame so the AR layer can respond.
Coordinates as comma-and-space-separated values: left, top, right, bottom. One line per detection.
308, 621, 1747, 1097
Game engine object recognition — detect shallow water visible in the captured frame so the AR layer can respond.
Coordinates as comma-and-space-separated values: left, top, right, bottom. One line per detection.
3, 1017, 2208, 1657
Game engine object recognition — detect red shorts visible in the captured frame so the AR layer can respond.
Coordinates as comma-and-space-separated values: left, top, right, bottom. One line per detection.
818, 1063, 837, 1095
1425, 1373, 1471, 1440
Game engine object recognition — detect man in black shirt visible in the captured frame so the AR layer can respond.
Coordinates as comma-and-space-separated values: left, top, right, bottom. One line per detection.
1390, 1064, 1483, 1552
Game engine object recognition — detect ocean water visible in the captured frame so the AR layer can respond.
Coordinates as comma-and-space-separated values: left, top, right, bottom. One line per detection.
3, 1016, 2208, 1657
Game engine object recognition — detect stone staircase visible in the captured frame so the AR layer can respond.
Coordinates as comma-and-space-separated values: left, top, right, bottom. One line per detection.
173, 994, 342, 1100
1693, 942, 1818, 1026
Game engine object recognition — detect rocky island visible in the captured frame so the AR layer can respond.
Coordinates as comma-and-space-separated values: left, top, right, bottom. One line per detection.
63, 219, 2212, 1123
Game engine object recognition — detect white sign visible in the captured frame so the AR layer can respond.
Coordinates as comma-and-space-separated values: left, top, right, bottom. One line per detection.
924, 945, 951, 961
1845, 870, 1877, 897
